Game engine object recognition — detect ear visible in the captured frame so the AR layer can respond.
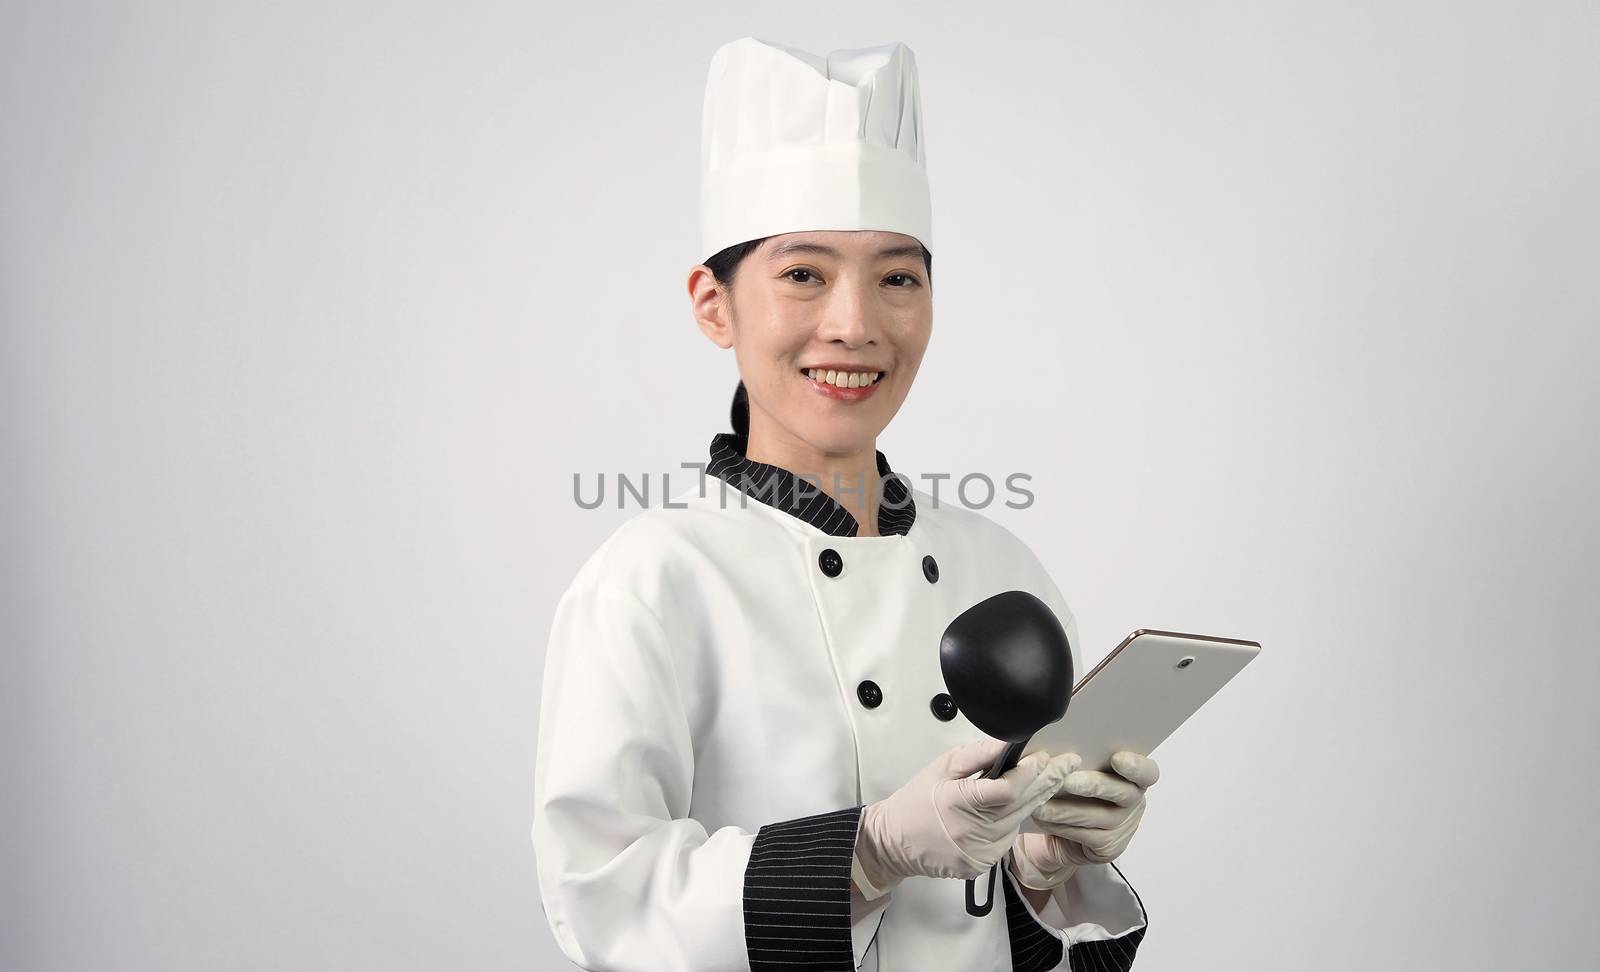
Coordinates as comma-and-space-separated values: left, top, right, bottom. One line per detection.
688, 264, 734, 349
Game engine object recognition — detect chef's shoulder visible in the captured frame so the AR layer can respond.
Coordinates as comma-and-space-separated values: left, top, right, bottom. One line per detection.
553, 480, 752, 607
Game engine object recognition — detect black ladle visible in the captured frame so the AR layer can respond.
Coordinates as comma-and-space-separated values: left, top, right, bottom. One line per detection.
938, 590, 1074, 917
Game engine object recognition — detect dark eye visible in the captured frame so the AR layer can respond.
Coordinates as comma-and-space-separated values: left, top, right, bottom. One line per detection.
786, 269, 816, 283
885, 273, 919, 287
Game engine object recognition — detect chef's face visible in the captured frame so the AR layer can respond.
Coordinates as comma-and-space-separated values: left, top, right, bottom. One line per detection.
695, 229, 932, 456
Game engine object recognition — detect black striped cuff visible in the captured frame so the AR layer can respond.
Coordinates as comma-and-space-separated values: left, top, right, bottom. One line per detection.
743, 805, 863, 971
1001, 860, 1147, 972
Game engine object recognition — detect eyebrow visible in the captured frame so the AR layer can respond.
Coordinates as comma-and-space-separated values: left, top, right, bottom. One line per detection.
763, 240, 925, 263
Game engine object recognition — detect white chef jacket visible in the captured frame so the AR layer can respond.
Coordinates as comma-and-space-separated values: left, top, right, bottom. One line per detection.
532, 432, 1148, 971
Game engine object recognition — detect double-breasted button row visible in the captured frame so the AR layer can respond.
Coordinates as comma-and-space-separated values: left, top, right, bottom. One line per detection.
854, 680, 961, 721
815, 548, 940, 584
820, 548, 950, 719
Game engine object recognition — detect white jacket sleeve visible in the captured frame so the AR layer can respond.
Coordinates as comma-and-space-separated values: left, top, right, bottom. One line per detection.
999, 854, 1148, 971
532, 577, 887, 971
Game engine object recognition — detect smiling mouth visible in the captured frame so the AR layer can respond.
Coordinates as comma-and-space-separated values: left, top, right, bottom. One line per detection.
800, 368, 884, 389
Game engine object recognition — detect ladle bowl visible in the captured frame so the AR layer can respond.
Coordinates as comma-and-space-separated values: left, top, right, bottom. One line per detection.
938, 589, 1074, 917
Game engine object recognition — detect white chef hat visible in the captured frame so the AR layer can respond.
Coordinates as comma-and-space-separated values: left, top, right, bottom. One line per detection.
699, 36, 932, 264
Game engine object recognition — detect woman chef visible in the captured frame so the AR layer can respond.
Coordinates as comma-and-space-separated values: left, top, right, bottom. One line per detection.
532, 37, 1160, 972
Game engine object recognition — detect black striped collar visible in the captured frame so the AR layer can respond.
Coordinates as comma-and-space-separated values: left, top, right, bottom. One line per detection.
707, 432, 917, 538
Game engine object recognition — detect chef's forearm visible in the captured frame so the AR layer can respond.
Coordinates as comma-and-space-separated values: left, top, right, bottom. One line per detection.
1007, 858, 1054, 913
1020, 883, 1051, 913
849, 877, 881, 903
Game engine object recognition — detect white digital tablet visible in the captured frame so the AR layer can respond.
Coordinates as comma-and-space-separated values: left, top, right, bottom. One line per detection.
1016, 628, 1259, 831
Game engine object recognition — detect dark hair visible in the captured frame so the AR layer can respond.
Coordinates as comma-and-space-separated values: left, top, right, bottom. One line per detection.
706, 236, 933, 437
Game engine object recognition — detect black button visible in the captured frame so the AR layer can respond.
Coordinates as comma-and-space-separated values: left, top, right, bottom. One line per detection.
922, 554, 939, 583
819, 548, 843, 577
930, 693, 958, 721
857, 680, 882, 708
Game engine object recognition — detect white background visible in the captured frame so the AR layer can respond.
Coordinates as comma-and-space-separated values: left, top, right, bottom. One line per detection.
4, 1, 1596, 969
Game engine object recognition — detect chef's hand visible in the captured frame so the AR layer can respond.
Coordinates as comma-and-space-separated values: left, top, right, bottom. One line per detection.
852, 738, 1068, 898
1009, 750, 1159, 891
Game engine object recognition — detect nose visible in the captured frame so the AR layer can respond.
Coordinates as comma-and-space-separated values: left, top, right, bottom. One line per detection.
814, 276, 878, 347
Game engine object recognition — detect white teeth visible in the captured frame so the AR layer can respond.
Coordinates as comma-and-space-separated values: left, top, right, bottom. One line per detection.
806, 368, 882, 387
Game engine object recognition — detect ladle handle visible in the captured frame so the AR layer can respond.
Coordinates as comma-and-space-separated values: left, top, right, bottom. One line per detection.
964, 738, 1031, 916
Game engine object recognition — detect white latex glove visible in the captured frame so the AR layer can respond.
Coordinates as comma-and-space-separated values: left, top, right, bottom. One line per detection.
1009, 750, 1159, 891
853, 738, 1068, 898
